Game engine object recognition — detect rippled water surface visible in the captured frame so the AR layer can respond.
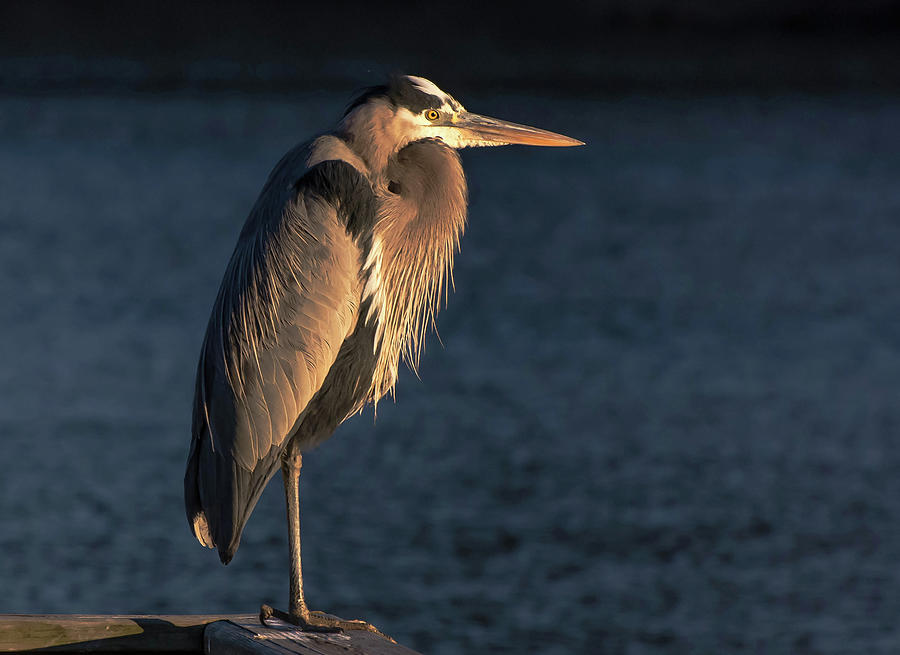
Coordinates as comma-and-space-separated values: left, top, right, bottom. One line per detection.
1, 91, 900, 654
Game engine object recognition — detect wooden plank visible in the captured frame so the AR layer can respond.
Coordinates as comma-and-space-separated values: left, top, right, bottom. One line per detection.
204, 622, 295, 655
0, 615, 254, 653
206, 617, 423, 655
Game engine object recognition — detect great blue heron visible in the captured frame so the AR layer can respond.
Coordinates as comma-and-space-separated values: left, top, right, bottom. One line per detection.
184, 74, 583, 635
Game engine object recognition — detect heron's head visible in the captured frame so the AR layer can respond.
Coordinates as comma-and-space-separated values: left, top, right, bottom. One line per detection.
340, 75, 583, 170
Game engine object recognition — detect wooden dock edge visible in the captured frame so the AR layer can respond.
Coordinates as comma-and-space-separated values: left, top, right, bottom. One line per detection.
0, 615, 422, 655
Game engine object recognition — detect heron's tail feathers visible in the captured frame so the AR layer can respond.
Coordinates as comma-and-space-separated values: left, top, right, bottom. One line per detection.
184, 429, 240, 564
184, 433, 221, 554
185, 422, 272, 565
189, 509, 216, 550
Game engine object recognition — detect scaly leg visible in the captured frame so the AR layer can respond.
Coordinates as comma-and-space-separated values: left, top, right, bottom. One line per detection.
260, 450, 393, 642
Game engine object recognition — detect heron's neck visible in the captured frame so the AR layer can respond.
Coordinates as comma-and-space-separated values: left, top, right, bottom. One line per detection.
362, 139, 468, 402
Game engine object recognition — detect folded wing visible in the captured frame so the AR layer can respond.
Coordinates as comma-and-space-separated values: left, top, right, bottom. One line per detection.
184, 153, 373, 563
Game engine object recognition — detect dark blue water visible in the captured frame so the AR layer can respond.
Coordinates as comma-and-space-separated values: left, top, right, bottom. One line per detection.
1, 91, 900, 654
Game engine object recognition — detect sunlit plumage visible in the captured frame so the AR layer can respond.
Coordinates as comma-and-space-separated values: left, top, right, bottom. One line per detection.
184, 74, 582, 634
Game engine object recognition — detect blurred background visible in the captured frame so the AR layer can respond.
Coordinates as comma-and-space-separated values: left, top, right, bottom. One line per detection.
1, 1, 900, 653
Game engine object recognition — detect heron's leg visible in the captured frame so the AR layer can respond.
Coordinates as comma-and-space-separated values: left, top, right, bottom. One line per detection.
259, 449, 393, 642
283, 450, 308, 621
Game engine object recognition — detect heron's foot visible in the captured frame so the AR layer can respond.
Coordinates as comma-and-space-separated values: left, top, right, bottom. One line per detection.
259, 604, 395, 643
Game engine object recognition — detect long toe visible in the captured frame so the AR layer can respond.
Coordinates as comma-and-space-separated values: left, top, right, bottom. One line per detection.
305, 613, 395, 643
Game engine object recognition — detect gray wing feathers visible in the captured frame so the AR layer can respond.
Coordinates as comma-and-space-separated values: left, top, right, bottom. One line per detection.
186, 182, 361, 563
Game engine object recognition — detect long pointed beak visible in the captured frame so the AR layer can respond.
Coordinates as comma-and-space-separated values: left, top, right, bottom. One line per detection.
454, 112, 584, 147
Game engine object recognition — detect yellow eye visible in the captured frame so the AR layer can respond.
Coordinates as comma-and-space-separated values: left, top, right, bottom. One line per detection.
425, 109, 439, 121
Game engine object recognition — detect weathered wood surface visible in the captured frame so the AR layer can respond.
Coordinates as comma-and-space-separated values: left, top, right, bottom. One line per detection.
0, 615, 421, 655
206, 617, 423, 655
0, 615, 252, 653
